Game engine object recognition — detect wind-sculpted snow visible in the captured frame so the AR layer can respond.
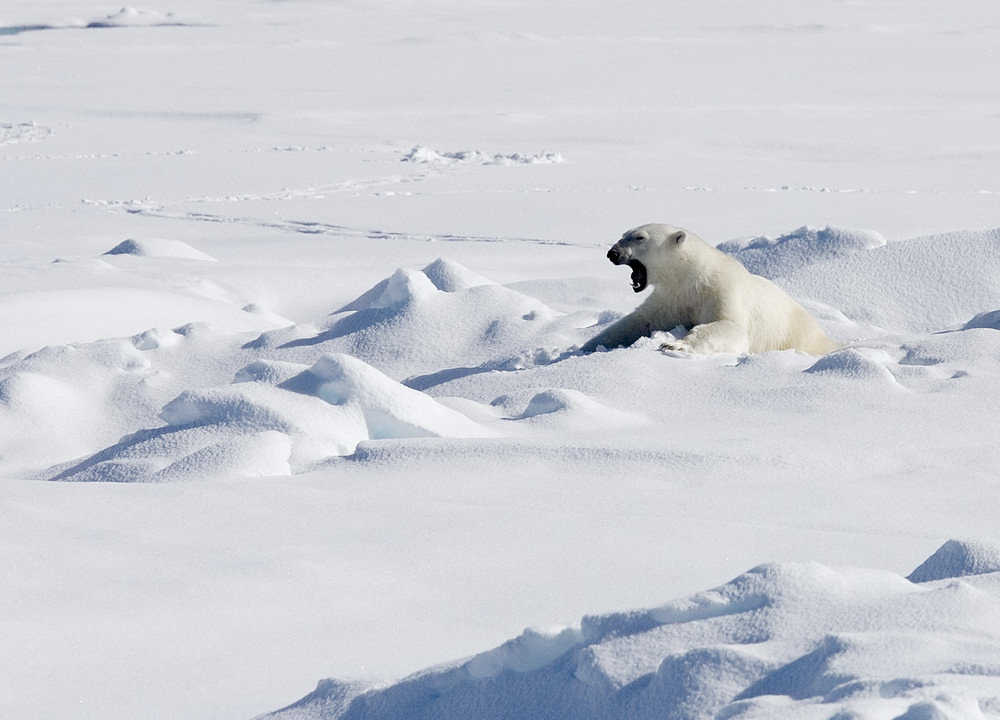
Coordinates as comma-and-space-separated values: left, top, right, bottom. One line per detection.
250, 258, 576, 380
50, 354, 490, 482
907, 539, 1000, 583
13, 234, 1000, 486
718, 225, 887, 277
104, 238, 218, 262
965, 310, 1000, 331
265, 544, 1000, 720
3, 222, 1000, 720
746, 228, 1000, 335
1, 324, 252, 477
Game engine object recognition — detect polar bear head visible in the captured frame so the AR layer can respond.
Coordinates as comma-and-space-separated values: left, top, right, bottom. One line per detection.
606, 223, 688, 293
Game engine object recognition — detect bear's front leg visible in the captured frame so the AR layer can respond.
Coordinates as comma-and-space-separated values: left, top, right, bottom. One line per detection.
660, 319, 750, 355
580, 311, 652, 352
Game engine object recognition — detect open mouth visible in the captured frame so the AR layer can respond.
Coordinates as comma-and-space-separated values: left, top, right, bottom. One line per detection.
627, 260, 647, 293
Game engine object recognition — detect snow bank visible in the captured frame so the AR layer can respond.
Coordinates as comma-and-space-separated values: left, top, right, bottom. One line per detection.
718, 225, 887, 277
758, 228, 1000, 334
266, 544, 1000, 720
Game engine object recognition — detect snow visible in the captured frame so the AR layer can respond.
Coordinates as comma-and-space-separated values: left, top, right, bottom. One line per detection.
907, 540, 1000, 584
104, 237, 219, 261
2, 1, 1000, 719
401, 145, 565, 166
265, 551, 1000, 720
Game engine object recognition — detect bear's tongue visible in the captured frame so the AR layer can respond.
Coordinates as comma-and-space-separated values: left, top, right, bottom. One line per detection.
627, 260, 647, 293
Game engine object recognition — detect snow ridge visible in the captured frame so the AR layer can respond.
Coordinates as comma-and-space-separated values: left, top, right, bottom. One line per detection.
265, 543, 1000, 720
718, 225, 887, 278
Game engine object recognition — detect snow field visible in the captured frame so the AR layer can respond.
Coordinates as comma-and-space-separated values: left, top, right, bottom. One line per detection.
3, 0, 1000, 718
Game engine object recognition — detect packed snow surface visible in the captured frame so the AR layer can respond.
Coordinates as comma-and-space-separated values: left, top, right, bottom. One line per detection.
2, 1, 999, 719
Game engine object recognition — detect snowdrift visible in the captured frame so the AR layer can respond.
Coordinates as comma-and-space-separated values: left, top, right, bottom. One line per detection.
2, 227, 998, 483
721, 227, 1000, 335
104, 238, 218, 262
50, 353, 490, 482
266, 540, 1000, 720
249, 257, 571, 380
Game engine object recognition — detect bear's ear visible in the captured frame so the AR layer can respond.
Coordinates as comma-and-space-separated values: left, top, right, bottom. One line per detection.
671, 230, 686, 244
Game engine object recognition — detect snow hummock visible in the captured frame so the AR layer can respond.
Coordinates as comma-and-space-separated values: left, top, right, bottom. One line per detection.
266, 547, 1000, 720
964, 310, 1000, 331
104, 238, 218, 262
49, 353, 489, 482
907, 539, 1000, 583
254, 257, 567, 379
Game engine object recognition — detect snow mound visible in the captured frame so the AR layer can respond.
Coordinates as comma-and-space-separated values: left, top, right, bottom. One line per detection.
335, 267, 439, 313
718, 225, 887, 278
291, 354, 488, 441
964, 310, 1000, 331
259, 260, 567, 379
401, 145, 564, 165
265, 557, 1000, 720
804, 347, 898, 382
86, 7, 182, 28
907, 539, 1000, 583
104, 238, 217, 262
336, 259, 491, 313
49, 353, 488, 482
0, 334, 197, 477
51, 382, 359, 482
513, 388, 648, 432
420, 258, 493, 293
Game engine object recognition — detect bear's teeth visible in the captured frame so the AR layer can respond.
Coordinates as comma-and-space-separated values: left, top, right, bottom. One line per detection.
628, 260, 647, 292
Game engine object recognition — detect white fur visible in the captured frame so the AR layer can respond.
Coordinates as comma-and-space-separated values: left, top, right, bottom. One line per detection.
581, 223, 838, 355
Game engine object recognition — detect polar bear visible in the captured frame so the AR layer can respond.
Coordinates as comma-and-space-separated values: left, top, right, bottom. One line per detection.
580, 223, 837, 355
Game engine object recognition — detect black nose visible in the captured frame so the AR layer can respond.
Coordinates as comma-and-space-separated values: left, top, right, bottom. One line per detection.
607, 248, 621, 264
